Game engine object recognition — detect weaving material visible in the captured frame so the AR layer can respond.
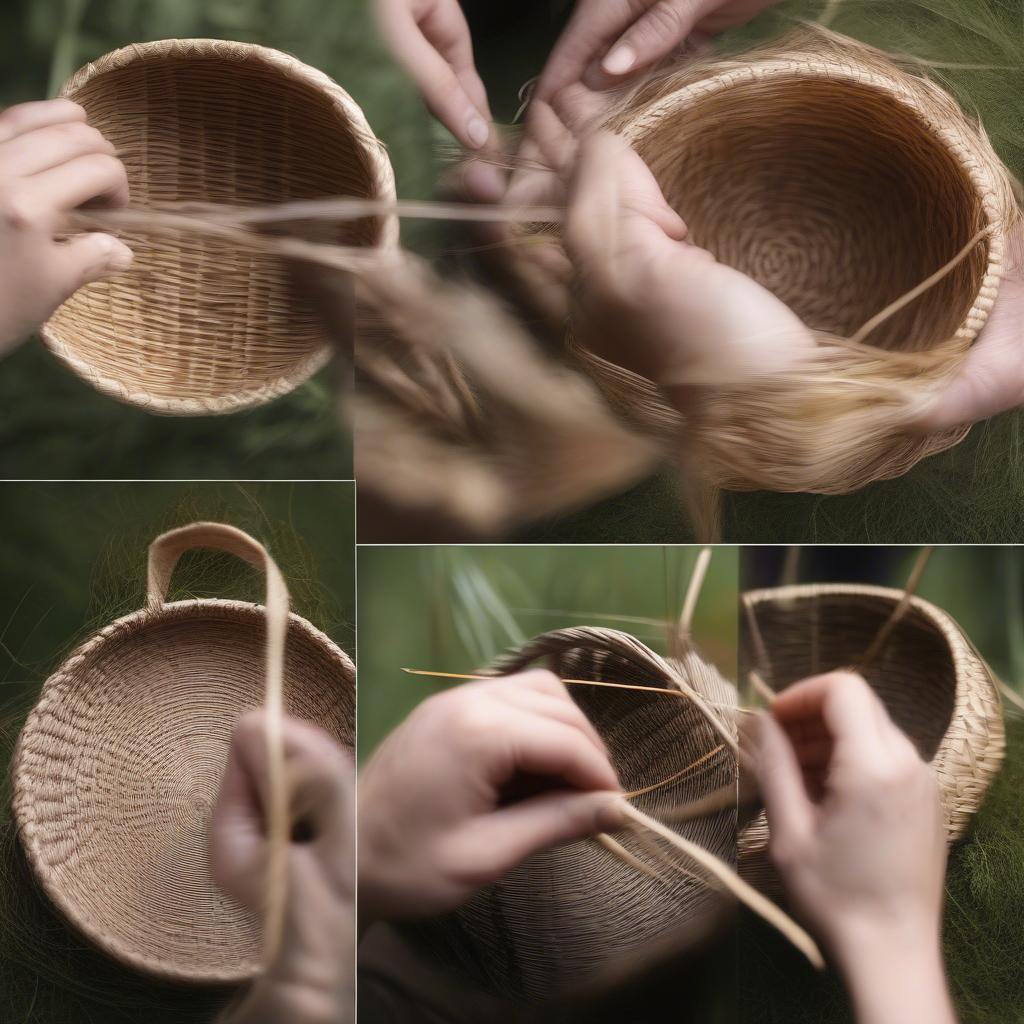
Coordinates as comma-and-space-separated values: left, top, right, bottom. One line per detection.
738, 583, 1005, 890
572, 30, 1021, 495
42, 38, 395, 414
11, 522, 355, 983
418, 627, 739, 1002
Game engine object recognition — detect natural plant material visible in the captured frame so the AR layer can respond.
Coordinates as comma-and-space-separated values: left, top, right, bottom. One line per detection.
11, 522, 355, 982
44, 37, 394, 414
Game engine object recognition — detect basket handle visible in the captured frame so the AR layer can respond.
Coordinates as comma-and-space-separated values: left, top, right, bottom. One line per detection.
146, 521, 290, 968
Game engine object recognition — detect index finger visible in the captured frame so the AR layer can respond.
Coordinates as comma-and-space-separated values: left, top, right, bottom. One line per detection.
0, 99, 86, 144
773, 671, 889, 759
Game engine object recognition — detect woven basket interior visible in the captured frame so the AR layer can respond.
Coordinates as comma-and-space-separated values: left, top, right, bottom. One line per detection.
414, 637, 737, 1003
634, 75, 988, 349
744, 591, 956, 761
47, 48, 383, 405
15, 603, 354, 982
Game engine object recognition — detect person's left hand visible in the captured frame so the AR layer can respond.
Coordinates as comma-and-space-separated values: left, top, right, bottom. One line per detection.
912, 223, 1024, 431
564, 130, 814, 393
211, 711, 354, 1024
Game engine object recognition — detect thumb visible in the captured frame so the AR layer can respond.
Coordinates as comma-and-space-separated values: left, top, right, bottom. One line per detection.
51, 232, 133, 302
485, 789, 625, 867
754, 714, 814, 844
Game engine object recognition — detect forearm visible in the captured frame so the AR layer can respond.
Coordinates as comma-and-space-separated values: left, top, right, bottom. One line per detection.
837, 927, 956, 1024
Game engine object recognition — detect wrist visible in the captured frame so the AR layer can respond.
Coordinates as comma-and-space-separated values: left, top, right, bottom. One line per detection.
832, 918, 954, 1024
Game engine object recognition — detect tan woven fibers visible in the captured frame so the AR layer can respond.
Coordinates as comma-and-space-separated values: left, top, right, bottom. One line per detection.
11, 528, 356, 984
738, 583, 1004, 892
568, 30, 1021, 494
42, 38, 396, 414
415, 627, 738, 1003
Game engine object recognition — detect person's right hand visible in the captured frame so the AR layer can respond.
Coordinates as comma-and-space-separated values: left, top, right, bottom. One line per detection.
754, 671, 956, 1024
0, 99, 131, 356
358, 670, 624, 925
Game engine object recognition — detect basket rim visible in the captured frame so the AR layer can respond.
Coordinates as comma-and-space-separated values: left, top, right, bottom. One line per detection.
743, 581, 1005, 841
42, 36, 398, 416
12, 597, 355, 985
620, 56, 1009, 346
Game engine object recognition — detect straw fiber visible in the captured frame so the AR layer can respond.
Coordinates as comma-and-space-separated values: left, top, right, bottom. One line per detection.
738, 583, 1005, 891
572, 31, 1021, 494
11, 524, 356, 983
43, 38, 395, 414
416, 627, 738, 1003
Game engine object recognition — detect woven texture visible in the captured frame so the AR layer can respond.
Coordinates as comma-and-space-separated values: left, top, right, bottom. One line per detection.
42, 38, 395, 415
11, 530, 356, 984
738, 583, 1005, 891
572, 33, 1019, 494
414, 627, 738, 1003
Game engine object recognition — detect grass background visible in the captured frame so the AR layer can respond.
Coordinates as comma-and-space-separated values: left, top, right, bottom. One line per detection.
360, 545, 1024, 1023
0, 480, 354, 1022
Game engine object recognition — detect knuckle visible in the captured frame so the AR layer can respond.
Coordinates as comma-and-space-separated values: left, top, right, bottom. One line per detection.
0, 189, 40, 230
644, 1, 685, 36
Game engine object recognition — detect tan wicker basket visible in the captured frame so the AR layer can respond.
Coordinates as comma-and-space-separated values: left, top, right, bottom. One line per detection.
12, 522, 355, 983
575, 32, 1020, 494
415, 627, 738, 1002
42, 38, 396, 415
738, 583, 1005, 890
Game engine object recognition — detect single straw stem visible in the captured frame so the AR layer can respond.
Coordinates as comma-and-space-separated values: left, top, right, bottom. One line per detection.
859, 546, 933, 669
617, 801, 825, 970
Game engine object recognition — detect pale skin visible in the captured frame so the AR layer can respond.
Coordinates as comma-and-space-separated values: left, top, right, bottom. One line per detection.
358, 669, 625, 924
754, 671, 957, 1024
0, 99, 132, 355
360, 670, 957, 1023
211, 712, 355, 1024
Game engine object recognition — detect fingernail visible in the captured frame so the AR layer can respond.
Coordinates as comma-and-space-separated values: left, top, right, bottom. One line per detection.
466, 115, 489, 149
602, 44, 636, 76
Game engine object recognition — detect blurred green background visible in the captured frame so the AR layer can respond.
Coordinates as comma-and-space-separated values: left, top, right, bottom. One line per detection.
361, 544, 1024, 1024
0, 480, 354, 1022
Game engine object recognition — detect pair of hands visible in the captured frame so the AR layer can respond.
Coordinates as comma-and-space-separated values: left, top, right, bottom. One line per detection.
376, 0, 1024, 429
211, 712, 355, 1024
360, 668, 954, 1023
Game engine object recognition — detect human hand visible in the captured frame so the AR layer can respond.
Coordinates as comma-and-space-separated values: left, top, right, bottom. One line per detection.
0, 99, 132, 356
535, 0, 780, 101
358, 670, 624, 925
564, 130, 814, 391
212, 711, 355, 1024
754, 671, 956, 1024
374, 0, 493, 152
913, 224, 1024, 431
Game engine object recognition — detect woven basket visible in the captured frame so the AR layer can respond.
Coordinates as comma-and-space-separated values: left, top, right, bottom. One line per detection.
738, 583, 1005, 891
574, 32, 1020, 493
414, 627, 738, 1003
12, 522, 356, 983
42, 38, 396, 415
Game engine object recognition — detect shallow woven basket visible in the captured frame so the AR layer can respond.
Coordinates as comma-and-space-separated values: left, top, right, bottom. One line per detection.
42, 38, 396, 414
413, 627, 738, 1003
577, 32, 1019, 493
738, 583, 1005, 890
12, 523, 356, 983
